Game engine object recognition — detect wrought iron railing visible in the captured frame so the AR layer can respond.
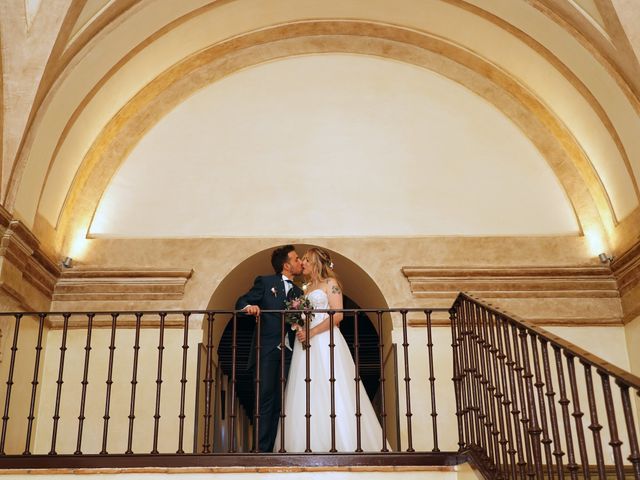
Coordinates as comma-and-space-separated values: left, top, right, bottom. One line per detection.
451, 293, 640, 480
0, 307, 456, 469
0, 294, 637, 478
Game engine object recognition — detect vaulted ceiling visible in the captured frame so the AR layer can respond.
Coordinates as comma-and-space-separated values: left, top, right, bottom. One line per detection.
1, 0, 639, 254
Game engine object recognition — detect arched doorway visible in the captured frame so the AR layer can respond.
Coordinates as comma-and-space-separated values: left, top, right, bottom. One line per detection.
198, 244, 395, 452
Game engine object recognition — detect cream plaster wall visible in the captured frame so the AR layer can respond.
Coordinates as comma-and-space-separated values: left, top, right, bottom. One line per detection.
545, 325, 631, 371
626, 314, 640, 377
89, 55, 579, 238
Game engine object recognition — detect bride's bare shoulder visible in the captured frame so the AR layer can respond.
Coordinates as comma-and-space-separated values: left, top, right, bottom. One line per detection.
325, 278, 341, 295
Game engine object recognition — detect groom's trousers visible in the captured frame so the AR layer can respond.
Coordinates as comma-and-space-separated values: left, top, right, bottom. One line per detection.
253, 346, 291, 452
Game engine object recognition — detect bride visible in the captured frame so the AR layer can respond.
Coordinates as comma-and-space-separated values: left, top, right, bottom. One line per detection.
274, 247, 386, 452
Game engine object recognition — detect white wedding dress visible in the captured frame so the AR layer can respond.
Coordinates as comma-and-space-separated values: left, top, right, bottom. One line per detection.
274, 288, 386, 452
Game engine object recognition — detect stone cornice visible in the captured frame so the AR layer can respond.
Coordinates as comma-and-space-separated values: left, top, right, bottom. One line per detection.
402, 265, 618, 299
611, 240, 640, 295
53, 267, 194, 302
610, 239, 640, 323
0, 206, 59, 306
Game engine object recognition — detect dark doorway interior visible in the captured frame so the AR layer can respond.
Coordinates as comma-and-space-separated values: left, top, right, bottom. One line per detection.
217, 295, 382, 419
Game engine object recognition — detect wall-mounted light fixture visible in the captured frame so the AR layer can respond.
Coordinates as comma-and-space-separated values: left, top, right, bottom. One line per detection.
598, 252, 613, 264
61, 256, 73, 268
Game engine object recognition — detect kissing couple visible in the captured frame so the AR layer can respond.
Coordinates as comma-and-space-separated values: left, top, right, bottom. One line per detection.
236, 245, 386, 453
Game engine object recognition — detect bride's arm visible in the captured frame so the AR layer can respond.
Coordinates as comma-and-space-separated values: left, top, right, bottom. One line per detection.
298, 279, 343, 341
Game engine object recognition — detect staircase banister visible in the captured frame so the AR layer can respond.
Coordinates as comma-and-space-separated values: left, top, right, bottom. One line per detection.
454, 292, 640, 391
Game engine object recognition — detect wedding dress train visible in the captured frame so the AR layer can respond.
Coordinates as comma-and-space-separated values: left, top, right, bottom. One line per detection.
274, 288, 386, 452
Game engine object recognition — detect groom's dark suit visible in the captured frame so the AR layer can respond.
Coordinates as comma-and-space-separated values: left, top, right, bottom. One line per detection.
236, 274, 302, 452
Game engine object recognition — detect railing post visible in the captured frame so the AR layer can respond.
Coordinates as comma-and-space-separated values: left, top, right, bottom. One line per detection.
100, 313, 118, 454
49, 313, 70, 455
617, 381, 640, 479
600, 372, 626, 480
329, 311, 337, 453
125, 313, 143, 455
278, 311, 287, 453
376, 310, 389, 452
176, 312, 190, 454
425, 310, 439, 452
530, 334, 555, 480
24, 313, 45, 455
75, 313, 94, 455
554, 346, 579, 480
152, 312, 167, 454
518, 325, 544, 480
450, 301, 466, 452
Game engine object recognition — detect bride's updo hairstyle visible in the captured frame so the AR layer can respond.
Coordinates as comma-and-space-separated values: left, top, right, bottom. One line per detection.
305, 247, 341, 287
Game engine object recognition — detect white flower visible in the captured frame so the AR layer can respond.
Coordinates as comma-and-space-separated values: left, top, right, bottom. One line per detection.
271, 287, 277, 297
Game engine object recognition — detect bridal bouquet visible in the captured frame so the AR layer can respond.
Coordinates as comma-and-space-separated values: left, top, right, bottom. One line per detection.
284, 295, 313, 329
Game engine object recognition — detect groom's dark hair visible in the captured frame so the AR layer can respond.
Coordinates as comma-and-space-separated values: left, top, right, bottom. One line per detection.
271, 245, 295, 274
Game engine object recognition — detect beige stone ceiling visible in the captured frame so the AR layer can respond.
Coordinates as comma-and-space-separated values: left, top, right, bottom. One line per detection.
0, 0, 639, 253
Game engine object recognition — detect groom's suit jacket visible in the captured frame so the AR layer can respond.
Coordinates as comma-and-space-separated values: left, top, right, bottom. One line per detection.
236, 274, 303, 369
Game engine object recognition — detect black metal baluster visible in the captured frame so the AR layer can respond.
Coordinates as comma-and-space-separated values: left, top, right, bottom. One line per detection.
400, 309, 414, 452
250, 312, 258, 453
329, 311, 337, 453
471, 305, 492, 462
530, 335, 554, 480
617, 382, 640, 480
487, 311, 512, 479
460, 301, 476, 450
152, 312, 167, 454
477, 308, 501, 475
599, 372, 625, 480
229, 312, 238, 453
278, 311, 287, 453
49, 313, 70, 455
75, 313, 94, 455
517, 326, 543, 480
540, 340, 565, 479
24, 313, 45, 455
450, 303, 466, 452
353, 309, 363, 452
202, 312, 215, 454
565, 353, 590, 479
425, 310, 439, 452
554, 346, 579, 480
176, 312, 190, 454
582, 363, 606, 479
304, 309, 311, 453
125, 313, 143, 454
377, 310, 389, 452
101, 313, 118, 454
510, 324, 534, 479
468, 301, 483, 452
501, 319, 527, 480
0, 314, 22, 455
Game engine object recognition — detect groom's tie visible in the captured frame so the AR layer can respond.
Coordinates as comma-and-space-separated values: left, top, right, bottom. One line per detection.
285, 279, 295, 299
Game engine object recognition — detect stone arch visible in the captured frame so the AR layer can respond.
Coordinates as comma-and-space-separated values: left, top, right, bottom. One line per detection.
199, 243, 395, 451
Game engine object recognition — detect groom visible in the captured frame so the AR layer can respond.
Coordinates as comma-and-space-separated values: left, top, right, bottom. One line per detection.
236, 245, 303, 452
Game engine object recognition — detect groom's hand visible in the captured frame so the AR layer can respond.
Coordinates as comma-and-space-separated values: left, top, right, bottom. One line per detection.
243, 305, 260, 316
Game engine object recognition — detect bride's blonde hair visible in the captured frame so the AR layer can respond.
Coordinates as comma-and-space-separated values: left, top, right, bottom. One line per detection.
304, 247, 341, 287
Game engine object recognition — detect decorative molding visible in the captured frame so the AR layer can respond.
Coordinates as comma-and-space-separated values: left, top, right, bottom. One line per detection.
52, 267, 194, 302
611, 240, 640, 295
611, 239, 640, 323
0, 207, 59, 304
402, 265, 618, 299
